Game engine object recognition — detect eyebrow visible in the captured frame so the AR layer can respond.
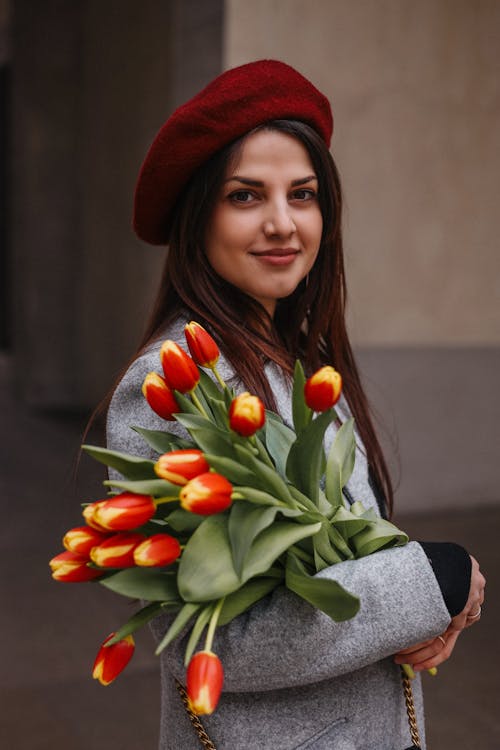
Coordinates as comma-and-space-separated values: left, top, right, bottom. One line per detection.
224, 175, 318, 187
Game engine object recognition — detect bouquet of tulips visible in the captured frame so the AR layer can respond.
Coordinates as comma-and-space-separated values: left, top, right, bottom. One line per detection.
49, 322, 410, 714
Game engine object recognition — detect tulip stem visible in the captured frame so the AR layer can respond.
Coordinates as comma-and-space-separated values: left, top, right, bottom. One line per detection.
289, 545, 315, 566
204, 597, 225, 653
190, 389, 209, 418
211, 365, 227, 392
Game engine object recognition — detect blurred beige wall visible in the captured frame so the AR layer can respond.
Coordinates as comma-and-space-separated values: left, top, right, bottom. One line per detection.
225, 0, 500, 346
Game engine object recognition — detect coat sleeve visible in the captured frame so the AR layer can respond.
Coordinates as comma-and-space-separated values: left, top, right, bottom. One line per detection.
106, 347, 452, 694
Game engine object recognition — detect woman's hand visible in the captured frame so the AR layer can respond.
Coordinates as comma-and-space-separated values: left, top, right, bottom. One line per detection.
394, 555, 486, 672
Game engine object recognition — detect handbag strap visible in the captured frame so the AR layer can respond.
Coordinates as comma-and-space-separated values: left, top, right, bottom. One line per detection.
176, 679, 217, 750
176, 667, 421, 750
400, 666, 422, 749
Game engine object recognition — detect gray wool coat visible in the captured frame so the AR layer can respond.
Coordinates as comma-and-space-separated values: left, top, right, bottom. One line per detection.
107, 316, 451, 750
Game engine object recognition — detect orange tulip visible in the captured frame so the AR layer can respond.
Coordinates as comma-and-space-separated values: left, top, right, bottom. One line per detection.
179, 472, 233, 515
304, 366, 342, 412
90, 532, 145, 568
160, 340, 200, 393
186, 650, 224, 715
133, 533, 181, 567
49, 550, 103, 582
142, 371, 179, 421
63, 525, 109, 556
154, 449, 209, 485
92, 633, 135, 686
184, 322, 220, 368
92, 493, 156, 531
228, 392, 265, 437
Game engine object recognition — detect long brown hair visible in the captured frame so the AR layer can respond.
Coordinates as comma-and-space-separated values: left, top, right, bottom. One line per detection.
132, 120, 394, 516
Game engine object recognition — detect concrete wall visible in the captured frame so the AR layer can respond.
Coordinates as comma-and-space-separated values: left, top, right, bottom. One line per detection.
224, 0, 500, 512
10, 0, 223, 407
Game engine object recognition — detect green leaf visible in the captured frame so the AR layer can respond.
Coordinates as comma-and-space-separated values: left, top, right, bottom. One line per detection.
164, 508, 206, 533
286, 409, 334, 503
106, 602, 174, 645
263, 416, 296, 477
351, 518, 409, 557
155, 602, 201, 655
198, 368, 226, 402
233, 486, 292, 508
325, 418, 356, 508
286, 553, 360, 621
178, 513, 321, 602
330, 505, 370, 538
99, 568, 180, 602
131, 426, 193, 453
233, 443, 295, 503
218, 576, 283, 626
82, 445, 157, 480
228, 502, 287, 578
184, 604, 215, 666
172, 391, 201, 416
103, 478, 180, 497
175, 413, 233, 455
312, 523, 344, 567
291, 360, 312, 434
203, 454, 258, 486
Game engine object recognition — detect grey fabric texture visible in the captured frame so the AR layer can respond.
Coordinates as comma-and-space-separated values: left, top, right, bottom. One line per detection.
106, 316, 451, 749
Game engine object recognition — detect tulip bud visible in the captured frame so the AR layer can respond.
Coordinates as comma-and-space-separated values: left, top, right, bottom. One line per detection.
184, 322, 220, 368
63, 525, 109, 556
49, 550, 103, 582
92, 492, 156, 531
160, 340, 200, 393
133, 533, 181, 567
142, 371, 179, 421
304, 366, 342, 412
90, 532, 145, 568
92, 633, 135, 686
82, 501, 109, 532
154, 449, 209, 485
186, 650, 224, 715
228, 392, 265, 437
179, 472, 233, 515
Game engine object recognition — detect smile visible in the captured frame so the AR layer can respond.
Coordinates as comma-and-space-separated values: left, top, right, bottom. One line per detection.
250, 248, 300, 266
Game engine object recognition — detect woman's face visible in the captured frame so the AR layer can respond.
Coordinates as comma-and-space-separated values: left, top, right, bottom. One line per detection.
205, 130, 323, 317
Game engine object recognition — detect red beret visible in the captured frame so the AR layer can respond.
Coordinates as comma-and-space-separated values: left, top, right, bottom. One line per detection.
133, 59, 333, 245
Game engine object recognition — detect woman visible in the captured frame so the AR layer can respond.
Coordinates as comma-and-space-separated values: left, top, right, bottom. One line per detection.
107, 60, 485, 749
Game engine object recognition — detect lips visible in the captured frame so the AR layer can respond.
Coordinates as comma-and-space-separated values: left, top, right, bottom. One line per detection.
250, 248, 300, 257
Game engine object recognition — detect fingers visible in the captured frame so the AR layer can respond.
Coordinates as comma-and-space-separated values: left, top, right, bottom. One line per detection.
394, 631, 460, 672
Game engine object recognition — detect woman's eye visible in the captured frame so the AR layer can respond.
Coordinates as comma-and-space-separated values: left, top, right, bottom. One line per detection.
291, 188, 316, 201
228, 190, 255, 204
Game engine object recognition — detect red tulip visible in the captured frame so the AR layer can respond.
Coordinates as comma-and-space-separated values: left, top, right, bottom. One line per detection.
49, 550, 103, 582
304, 366, 342, 412
184, 322, 220, 368
90, 532, 145, 568
92, 493, 156, 531
92, 633, 135, 686
154, 449, 209, 485
133, 533, 181, 567
82, 501, 109, 532
228, 392, 265, 437
160, 340, 200, 393
63, 525, 109, 556
186, 650, 224, 715
179, 472, 233, 515
142, 371, 179, 421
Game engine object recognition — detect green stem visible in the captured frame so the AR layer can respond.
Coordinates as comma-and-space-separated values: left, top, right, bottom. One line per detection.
204, 597, 225, 653
211, 365, 227, 391
190, 389, 209, 418
154, 496, 180, 506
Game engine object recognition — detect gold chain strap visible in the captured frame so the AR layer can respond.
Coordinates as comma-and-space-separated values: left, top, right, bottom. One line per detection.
176, 680, 218, 750
177, 670, 420, 750
400, 667, 421, 748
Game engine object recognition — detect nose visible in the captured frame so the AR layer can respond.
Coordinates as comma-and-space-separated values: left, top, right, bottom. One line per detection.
263, 200, 296, 238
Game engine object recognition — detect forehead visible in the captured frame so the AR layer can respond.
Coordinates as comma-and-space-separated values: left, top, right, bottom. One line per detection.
228, 129, 316, 178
